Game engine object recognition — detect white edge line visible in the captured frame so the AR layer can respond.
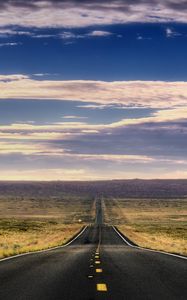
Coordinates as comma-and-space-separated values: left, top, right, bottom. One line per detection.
113, 226, 187, 261
0, 226, 88, 263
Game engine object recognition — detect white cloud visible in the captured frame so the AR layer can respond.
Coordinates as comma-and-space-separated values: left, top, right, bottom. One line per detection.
0, 42, 21, 47
0, 141, 47, 155
107, 107, 187, 128
62, 115, 88, 119
165, 27, 181, 38
0, 28, 17, 36
0, 28, 117, 40
0, 101, 187, 180
0, 28, 33, 37
1, 163, 187, 181
60, 30, 114, 40
77, 104, 114, 109
32, 73, 52, 77
0, 74, 29, 81
166, 27, 173, 37
1, 1, 187, 29
137, 35, 152, 41
1, 75, 187, 109
0, 28, 56, 38
60, 31, 83, 39
0, 106, 187, 149
88, 30, 113, 37
0, 28, 114, 41
0, 168, 87, 181
32, 34, 55, 38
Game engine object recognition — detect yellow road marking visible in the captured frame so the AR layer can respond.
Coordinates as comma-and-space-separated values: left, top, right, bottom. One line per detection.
95, 260, 100, 264
97, 283, 107, 292
96, 268, 102, 273
95, 255, 99, 259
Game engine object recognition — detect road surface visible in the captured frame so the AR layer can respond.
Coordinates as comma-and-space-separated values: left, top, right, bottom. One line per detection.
0, 199, 186, 300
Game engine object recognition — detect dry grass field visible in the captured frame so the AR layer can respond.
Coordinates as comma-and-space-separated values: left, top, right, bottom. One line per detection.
0, 194, 95, 258
103, 198, 187, 256
1, 181, 187, 258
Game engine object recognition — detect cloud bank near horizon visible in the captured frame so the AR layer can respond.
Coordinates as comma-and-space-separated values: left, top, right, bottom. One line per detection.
1, 83, 187, 179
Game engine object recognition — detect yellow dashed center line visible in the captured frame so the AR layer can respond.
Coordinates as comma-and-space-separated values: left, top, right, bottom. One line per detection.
96, 268, 103, 273
97, 283, 107, 292
95, 255, 99, 259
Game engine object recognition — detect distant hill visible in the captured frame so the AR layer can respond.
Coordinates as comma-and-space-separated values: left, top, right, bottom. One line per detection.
0, 180, 187, 198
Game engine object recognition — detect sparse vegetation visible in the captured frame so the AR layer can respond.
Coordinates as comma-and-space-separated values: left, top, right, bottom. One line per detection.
1, 181, 187, 258
0, 219, 82, 258
104, 198, 187, 255
0, 190, 95, 258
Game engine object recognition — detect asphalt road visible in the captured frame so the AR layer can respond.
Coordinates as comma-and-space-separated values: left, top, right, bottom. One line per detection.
0, 199, 186, 300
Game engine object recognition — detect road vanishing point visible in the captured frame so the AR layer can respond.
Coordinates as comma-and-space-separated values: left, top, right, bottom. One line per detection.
0, 199, 187, 300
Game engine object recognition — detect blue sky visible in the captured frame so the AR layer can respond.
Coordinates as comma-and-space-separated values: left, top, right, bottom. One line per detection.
1, 23, 187, 80
0, 0, 187, 180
